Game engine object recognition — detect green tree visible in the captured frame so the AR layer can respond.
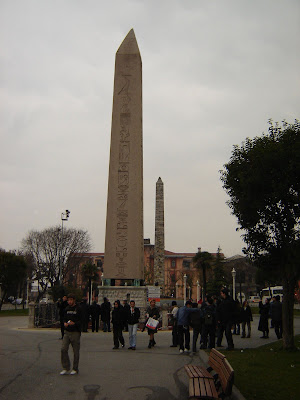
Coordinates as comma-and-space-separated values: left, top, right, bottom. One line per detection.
221, 119, 300, 350
81, 262, 100, 305
207, 246, 227, 296
0, 250, 28, 310
193, 250, 213, 300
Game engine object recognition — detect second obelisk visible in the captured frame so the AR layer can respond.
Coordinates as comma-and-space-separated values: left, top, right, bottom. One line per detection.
104, 29, 144, 280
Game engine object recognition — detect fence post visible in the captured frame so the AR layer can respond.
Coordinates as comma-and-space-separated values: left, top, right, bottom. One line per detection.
28, 302, 35, 328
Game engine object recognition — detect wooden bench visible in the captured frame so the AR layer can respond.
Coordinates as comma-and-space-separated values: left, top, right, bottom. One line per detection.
185, 348, 234, 399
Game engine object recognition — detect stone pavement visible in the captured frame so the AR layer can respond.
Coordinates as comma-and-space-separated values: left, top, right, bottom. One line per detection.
0, 316, 299, 400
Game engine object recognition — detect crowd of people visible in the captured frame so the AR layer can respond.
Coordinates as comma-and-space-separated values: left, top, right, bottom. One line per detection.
57, 290, 283, 375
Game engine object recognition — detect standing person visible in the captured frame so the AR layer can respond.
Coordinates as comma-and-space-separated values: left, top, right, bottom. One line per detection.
258, 298, 270, 338
240, 300, 253, 338
216, 288, 235, 350
60, 293, 82, 375
170, 301, 179, 347
270, 295, 282, 339
232, 299, 241, 335
145, 299, 160, 348
100, 297, 111, 332
126, 300, 140, 350
177, 300, 197, 353
201, 297, 216, 349
57, 295, 68, 339
122, 299, 130, 332
80, 298, 90, 332
189, 302, 203, 353
111, 300, 125, 349
90, 300, 101, 332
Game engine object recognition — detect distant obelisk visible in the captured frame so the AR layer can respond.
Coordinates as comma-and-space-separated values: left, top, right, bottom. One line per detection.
154, 177, 165, 290
104, 29, 144, 280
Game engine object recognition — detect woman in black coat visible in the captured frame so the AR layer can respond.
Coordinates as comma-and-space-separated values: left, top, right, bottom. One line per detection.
111, 300, 125, 349
258, 298, 270, 338
240, 300, 253, 338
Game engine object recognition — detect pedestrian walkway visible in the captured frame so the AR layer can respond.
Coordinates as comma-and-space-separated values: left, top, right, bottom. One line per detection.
0, 316, 299, 400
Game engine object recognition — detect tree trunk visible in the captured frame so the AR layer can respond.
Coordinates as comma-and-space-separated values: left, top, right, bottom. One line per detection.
282, 275, 296, 350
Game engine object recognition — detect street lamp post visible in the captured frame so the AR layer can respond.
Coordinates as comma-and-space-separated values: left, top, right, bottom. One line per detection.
196, 280, 200, 303
183, 274, 187, 304
59, 209, 70, 285
101, 273, 104, 287
231, 268, 236, 300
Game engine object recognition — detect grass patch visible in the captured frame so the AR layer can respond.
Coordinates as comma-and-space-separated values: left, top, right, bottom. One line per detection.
0, 309, 29, 317
249, 307, 300, 316
221, 335, 300, 400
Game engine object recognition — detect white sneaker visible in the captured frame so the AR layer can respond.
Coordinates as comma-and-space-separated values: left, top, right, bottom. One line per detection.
179, 349, 184, 353
184, 348, 189, 353
70, 369, 78, 375
60, 369, 69, 375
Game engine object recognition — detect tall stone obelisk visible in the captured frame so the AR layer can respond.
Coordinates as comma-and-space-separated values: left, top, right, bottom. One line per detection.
104, 29, 144, 280
154, 177, 165, 290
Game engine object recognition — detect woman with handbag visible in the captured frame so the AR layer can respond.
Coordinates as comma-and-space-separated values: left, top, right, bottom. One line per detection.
145, 299, 160, 348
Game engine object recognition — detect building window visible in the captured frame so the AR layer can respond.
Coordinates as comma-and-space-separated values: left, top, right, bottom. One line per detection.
183, 260, 190, 269
171, 273, 176, 283
171, 260, 176, 268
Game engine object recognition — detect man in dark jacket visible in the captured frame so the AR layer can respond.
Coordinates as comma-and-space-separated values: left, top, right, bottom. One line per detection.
60, 293, 82, 375
57, 295, 68, 339
123, 299, 130, 332
270, 295, 282, 339
80, 298, 90, 332
216, 288, 235, 350
100, 297, 111, 332
126, 300, 140, 350
90, 300, 101, 332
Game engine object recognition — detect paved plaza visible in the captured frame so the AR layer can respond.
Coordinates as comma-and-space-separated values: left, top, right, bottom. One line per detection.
1, 316, 300, 400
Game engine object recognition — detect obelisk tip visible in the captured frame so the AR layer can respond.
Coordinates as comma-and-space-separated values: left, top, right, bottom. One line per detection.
117, 29, 140, 55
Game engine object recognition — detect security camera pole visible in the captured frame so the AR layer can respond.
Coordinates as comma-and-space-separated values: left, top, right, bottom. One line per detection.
59, 210, 70, 285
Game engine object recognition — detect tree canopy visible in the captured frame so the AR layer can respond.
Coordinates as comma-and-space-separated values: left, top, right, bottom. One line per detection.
21, 226, 91, 299
0, 250, 28, 309
220, 119, 300, 349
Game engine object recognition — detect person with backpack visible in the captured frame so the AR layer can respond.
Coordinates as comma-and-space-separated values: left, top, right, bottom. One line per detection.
201, 297, 216, 349
189, 302, 203, 353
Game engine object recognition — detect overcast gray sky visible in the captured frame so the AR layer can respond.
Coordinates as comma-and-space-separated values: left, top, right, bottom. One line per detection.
1, 0, 299, 258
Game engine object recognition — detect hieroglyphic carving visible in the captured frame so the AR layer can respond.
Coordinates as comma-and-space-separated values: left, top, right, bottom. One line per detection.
115, 74, 132, 277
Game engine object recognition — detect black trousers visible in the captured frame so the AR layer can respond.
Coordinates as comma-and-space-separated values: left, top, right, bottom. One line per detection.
172, 321, 178, 346
92, 317, 99, 332
192, 327, 201, 352
273, 320, 282, 339
113, 326, 124, 348
217, 322, 234, 349
202, 325, 216, 349
178, 325, 190, 350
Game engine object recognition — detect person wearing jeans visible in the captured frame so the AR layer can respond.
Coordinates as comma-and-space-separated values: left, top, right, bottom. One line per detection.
126, 300, 140, 350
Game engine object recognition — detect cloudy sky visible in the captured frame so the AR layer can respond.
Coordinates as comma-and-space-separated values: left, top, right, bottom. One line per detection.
1, 0, 299, 258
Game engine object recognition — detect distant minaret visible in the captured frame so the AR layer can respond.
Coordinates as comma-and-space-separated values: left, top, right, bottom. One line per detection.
154, 177, 165, 290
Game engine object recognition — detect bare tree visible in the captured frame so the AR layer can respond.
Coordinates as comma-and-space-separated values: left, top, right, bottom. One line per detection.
21, 226, 91, 299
